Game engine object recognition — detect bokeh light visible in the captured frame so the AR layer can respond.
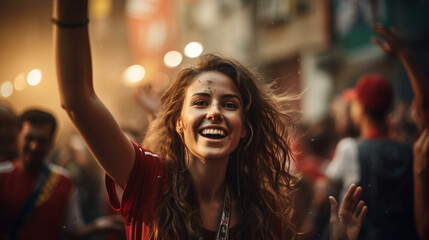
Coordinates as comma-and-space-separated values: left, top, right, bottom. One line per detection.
27, 69, 42, 86
124, 64, 145, 85
164, 51, 182, 68
90, 0, 112, 20
184, 42, 203, 58
1, 81, 13, 98
14, 72, 26, 91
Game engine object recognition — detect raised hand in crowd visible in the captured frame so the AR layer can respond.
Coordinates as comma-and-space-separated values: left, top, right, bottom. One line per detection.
371, 23, 429, 129
329, 184, 367, 240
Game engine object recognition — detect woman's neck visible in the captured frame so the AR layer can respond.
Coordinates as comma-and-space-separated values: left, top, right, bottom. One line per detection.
188, 156, 229, 203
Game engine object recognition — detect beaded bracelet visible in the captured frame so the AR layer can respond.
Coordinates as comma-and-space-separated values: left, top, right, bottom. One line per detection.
51, 18, 89, 28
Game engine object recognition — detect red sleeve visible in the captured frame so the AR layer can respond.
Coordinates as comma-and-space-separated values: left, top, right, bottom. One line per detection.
105, 141, 166, 223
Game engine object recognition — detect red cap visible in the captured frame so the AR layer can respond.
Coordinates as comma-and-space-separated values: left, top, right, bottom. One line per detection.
352, 74, 393, 112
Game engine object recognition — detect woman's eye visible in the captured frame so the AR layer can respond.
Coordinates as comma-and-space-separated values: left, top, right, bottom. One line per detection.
224, 102, 238, 108
193, 100, 207, 106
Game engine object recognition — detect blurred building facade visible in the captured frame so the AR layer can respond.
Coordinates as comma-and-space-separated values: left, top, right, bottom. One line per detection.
173, 0, 429, 123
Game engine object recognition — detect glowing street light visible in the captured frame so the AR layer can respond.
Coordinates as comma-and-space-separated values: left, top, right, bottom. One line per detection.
14, 72, 26, 91
164, 51, 182, 68
27, 69, 42, 86
124, 64, 145, 85
1, 81, 13, 98
184, 42, 203, 58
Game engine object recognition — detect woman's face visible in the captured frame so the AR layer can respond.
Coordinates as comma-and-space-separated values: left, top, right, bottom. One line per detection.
177, 71, 246, 163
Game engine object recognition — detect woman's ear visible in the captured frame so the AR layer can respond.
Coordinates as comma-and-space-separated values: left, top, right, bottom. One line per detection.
176, 119, 183, 134
241, 124, 247, 138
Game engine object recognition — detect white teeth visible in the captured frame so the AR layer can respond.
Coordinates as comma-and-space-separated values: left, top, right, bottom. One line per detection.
202, 128, 226, 136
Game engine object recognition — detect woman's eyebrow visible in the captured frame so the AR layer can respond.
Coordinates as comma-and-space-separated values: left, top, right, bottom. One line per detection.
191, 92, 211, 97
222, 94, 241, 102
191, 93, 241, 102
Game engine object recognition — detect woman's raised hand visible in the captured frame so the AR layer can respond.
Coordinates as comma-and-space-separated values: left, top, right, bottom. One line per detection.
329, 184, 368, 240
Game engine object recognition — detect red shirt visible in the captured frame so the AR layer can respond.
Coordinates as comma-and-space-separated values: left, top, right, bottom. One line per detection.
105, 142, 286, 239
0, 160, 75, 240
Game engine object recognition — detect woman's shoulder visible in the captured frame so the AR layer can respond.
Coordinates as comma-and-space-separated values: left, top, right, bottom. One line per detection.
129, 141, 166, 179
131, 141, 160, 157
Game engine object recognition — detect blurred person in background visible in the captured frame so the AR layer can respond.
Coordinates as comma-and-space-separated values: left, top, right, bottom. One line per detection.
324, 92, 362, 205
0, 109, 123, 240
348, 74, 418, 240
325, 88, 361, 204
330, 90, 360, 142
294, 118, 337, 240
0, 109, 84, 240
55, 133, 126, 240
57, 134, 104, 224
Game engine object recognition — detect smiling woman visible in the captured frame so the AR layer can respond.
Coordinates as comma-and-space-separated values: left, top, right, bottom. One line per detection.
53, 0, 367, 239
142, 55, 297, 239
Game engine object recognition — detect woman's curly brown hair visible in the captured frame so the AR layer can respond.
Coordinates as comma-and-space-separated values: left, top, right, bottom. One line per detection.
143, 54, 298, 239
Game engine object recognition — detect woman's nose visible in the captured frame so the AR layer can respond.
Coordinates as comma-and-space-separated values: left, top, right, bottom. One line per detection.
206, 104, 223, 121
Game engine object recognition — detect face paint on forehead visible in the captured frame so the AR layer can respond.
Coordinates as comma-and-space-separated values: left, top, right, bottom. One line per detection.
197, 79, 216, 95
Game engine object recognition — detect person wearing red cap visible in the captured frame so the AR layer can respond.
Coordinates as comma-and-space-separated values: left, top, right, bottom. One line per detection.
349, 74, 393, 139
326, 74, 394, 203
326, 23, 429, 239
351, 74, 420, 240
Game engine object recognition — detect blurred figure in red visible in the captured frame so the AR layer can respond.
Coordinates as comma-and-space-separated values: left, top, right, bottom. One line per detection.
0, 109, 84, 240
0, 109, 124, 240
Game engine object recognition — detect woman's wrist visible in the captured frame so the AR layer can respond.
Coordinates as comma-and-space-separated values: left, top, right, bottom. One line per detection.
397, 48, 415, 62
53, 0, 89, 23
51, 17, 89, 28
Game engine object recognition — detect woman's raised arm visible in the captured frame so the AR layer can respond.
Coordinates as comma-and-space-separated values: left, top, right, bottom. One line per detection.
53, 0, 135, 187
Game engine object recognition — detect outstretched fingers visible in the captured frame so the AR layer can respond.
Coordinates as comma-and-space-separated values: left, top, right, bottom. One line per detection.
328, 185, 368, 240
341, 184, 358, 211
358, 202, 368, 223
354, 200, 368, 221
329, 196, 339, 223
350, 185, 362, 209
370, 36, 386, 51
371, 23, 392, 38
370, 22, 409, 58
341, 184, 367, 222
